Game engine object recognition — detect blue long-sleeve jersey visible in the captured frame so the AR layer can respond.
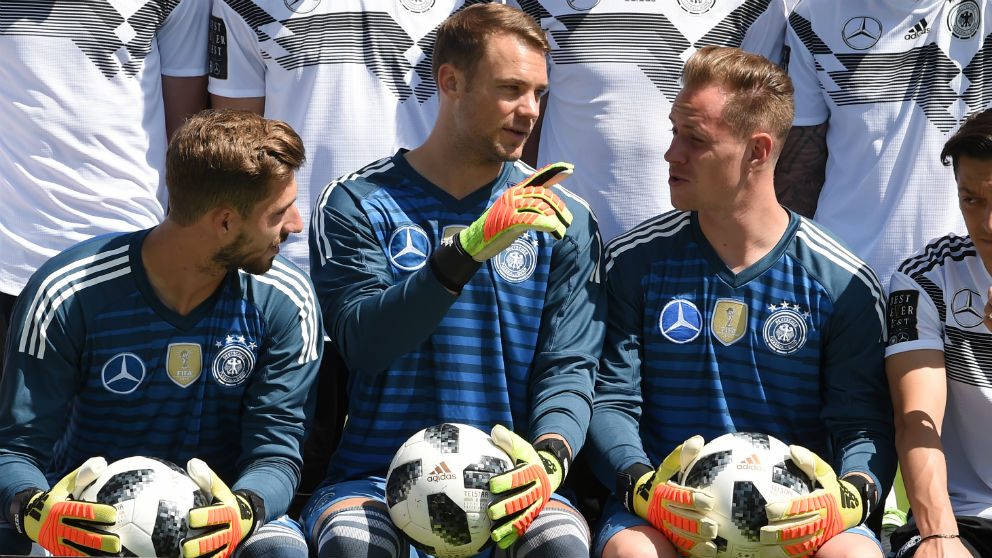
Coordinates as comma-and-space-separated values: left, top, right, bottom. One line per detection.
0, 230, 322, 522
588, 210, 896, 495
309, 152, 605, 483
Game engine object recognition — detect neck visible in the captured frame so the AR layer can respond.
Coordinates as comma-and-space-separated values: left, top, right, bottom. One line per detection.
697, 182, 790, 274
142, 221, 227, 315
404, 133, 504, 200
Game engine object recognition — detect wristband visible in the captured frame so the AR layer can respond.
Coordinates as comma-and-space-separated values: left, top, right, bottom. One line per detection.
429, 237, 482, 293
919, 533, 961, 543
840, 473, 877, 524
10, 488, 41, 537
616, 463, 653, 514
533, 438, 571, 480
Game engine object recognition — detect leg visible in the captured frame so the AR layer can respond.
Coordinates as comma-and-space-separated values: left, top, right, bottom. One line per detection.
300, 479, 409, 558
506, 498, 589, 558
814, 525, 883, 558
593, 497, 679, 558
233, 516, 308, 558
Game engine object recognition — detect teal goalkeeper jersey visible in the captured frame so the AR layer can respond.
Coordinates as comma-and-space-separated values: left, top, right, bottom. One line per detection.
309, 152, 605, 483
588, 210, 896, 492
0, 229, 322, 521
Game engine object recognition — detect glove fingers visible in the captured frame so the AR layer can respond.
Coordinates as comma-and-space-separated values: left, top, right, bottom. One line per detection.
670, 487, 715, 513
488, 479, 540, 521
186, 458, 215, 495
519, 162, 574, 189
788, 445, 818, 482
490, 425, 538, 465
679, 436, 705, 471
71, 457, 108, 493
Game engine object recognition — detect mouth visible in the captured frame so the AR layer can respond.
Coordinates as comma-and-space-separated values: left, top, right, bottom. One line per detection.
669, 173, 688, 187
504, 126, 531, 144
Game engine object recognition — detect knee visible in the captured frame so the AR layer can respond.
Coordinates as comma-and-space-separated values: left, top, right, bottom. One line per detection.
311, 501, 406, 558
600, 526, 678, 558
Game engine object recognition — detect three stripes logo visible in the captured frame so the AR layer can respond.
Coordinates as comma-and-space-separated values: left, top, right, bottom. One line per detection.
905, 17, 930, 40
427, 461, 457, 482
736, 453, 767, 472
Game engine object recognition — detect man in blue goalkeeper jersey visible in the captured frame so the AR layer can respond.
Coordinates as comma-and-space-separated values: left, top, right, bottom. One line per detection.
586, 47, 896, 558
301, 4, 604, 557
0, 110, 321, 558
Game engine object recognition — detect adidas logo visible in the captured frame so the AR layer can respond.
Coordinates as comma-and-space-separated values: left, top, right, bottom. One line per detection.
905, 17, 929, 40
736, 453, 766, 471
427, 462, 457, 482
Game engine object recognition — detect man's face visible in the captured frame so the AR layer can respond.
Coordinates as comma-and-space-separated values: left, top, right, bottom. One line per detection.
665, 84, 751, 212
451, 33, 547, 163
957, 155, 992, 270
212, 174, 303, 275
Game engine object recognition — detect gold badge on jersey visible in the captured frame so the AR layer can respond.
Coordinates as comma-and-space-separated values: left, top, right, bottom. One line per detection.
166, 343, 202, 388
712, 299, 748, 346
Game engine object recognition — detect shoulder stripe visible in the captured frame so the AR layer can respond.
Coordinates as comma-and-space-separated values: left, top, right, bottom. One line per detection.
604, 211, 690, 274
311, 157, 396, 265
897, 234, 975, 277
19, 245, 132, 360
796, 219, 885, 330
252, 260, 321, 364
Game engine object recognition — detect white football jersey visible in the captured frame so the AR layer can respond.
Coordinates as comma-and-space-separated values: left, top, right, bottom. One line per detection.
887, 233, 992, 518
0, 0, 209, 296
522, 0, 798, 242
209, 0, 507, 272
788, 0, 992, 285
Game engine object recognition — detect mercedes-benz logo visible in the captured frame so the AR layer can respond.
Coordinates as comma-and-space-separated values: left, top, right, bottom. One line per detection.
951, 289, 985, 328
842, 17, 883, 50
388, 225, 431, 271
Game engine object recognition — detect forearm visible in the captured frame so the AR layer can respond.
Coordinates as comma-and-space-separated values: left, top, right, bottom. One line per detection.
232, 457, 300, 522
895, 418, 958, 536
0, 453, 48, 524
773, 123, 828, 217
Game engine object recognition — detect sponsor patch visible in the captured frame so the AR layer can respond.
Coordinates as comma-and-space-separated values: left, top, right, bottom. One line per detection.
887, 290, 919, 345
951, 288, 984, 328
399, 0, 434, 13
660, 299, 702, 344
101, 353, 146, 394
388, 225, 431, 271
677, 0, 715, 14
166, 343, 202, 388
712, 299, 748, 346
208, 16, 228, 80
284, 0, 321, 13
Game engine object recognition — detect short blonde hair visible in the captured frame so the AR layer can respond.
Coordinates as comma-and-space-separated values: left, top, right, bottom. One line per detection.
682, 46, 794, 152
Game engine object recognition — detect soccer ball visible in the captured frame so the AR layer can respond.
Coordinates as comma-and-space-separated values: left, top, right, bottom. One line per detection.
385, 423, 514, 558
75, 456, 209, 558
679, 432, 814, 558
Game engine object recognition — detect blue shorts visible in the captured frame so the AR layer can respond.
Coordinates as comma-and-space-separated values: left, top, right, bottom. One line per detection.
300, 476, 580, 557
591, 496, 881, 558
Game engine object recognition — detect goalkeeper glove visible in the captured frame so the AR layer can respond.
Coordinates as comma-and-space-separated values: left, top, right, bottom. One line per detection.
182, 458, 262, 558
430, 162, 574, 292
760, 445, 871, 558
487, 425, 569, 549
13, 456, 120, 556
622, 435, 718, 558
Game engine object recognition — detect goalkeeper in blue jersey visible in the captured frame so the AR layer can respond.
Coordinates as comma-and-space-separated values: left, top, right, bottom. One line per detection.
0, 110, 322, 558
585, 47, 896, 558
300, 4, 605, 558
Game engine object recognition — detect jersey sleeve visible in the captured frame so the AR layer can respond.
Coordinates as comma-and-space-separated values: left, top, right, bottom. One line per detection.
157, 0, 210, 77
784, 8, 830, 126
820, 263, 896, 492
885, 270, 946, 356
309, 180, 459, 376
207, 0, 267, 98
233, 262, 323, 520
586, 243, 652, 489
0, 274, 85, 520
527, 191, 605, 456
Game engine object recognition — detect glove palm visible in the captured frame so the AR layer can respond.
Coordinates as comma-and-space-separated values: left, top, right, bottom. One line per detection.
487, 425, 565, 549
457, 162, 573, 262
760, 445, 865, 558
18, 456, 120, 557
631, 436, 718, 558
182, 458, 259, 558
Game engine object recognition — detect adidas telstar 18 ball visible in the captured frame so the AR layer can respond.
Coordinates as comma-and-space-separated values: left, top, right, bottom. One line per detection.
385, 423, 513, 558
679, 432, 813, 558
76, 456, 209, 558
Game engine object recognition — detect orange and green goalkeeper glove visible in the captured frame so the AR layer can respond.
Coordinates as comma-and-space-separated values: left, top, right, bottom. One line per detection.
13, 456, 120, 556
623, 436, 718, 558
760, 445, 870, 558
487, 425, 569, 549
182, 458, 262, 558
430, 162, 574, 292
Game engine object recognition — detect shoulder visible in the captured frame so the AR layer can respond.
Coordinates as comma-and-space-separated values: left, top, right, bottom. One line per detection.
314, 156, 400, 212
895, 233, 976, 281
604, 210, 691, 274
791, 217, 885, 303
28, 232, 136, 295
242, 256, 318, 310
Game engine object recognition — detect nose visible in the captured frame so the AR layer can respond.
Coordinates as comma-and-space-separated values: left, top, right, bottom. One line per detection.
664, 137, 683, 165
519, 91, 541, 120
285, 204, 303, 235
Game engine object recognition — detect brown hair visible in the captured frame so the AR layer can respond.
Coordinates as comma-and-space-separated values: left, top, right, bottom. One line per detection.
941, 109, 992, 173
682, 46, 794, 152
432, 2, 548, 85
165, 109, 305, 225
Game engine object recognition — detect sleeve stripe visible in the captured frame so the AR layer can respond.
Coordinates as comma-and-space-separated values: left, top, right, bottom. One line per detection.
251, 260, 321, 364
19, 247, 132, 359
604, 212, 690, 274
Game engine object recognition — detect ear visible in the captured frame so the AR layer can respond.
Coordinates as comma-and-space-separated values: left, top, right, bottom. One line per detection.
437, 63, 465, 99
210, 206, 241, 240
748, 132, 774, 168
